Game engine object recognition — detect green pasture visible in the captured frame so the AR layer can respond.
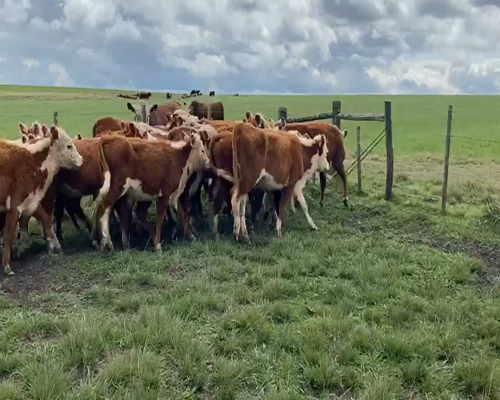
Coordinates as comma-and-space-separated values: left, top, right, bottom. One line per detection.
1, 85, 500, 159
1, 85, 500, 399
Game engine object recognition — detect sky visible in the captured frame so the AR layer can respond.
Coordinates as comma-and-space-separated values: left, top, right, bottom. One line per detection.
1, 0, 500, 94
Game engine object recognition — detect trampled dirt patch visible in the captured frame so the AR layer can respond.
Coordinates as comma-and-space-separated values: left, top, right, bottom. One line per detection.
0, 253, 53, 302
411, 236, 500, 285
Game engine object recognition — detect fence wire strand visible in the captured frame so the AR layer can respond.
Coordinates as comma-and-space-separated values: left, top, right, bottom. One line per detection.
451, 135, 500, 145
328, 127, 386, 181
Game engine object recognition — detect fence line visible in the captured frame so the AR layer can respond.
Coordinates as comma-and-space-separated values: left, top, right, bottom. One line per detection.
279, 100, 393, 201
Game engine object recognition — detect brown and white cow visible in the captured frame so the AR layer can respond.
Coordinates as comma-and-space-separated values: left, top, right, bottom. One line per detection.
278, 119, 349, 207
126, 101, 181, 126
91, 132, 211, 252
230, 123, 329, 242
0, 126, 83, 276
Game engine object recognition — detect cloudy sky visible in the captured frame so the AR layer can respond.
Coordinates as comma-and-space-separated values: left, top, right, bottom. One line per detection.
1, 0, 500, 94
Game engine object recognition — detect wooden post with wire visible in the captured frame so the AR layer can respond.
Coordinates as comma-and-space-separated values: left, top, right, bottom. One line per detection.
441, 105, 453, 214
332, 101, 341, 128
384, 101, 394, 201
53, 112, 58, 127
278, 107, 287, 122
356, 125, 362, 194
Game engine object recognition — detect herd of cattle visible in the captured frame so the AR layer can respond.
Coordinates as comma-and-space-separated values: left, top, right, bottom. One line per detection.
0, 99, 349, 278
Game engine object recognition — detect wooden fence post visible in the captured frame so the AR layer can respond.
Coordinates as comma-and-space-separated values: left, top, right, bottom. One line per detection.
441, 105, 453, 215
332, 101, 341, 128
278, 107, 287, 121
207, 103, 212, 120
384, 101, 394, 201
140, 104, 147, 123
357, 125, 362, 194
53, 112, 58, 126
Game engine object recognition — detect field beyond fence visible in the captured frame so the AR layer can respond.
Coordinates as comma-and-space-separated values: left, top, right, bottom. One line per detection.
1, 85, 500, 400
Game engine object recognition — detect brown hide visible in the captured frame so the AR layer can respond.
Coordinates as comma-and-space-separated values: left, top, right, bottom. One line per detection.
92, 134, 204, 252
149, 102, 181, 126
281, 123, 348, 206
92, 117, 127, 138
189, 101, 224, 120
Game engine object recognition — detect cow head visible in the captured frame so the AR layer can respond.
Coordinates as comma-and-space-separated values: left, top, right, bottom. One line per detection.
311, 134, 329, 172
253, 113, 267, 129
49, 126, 84, 169
278, 117, 286, 130
187, 132, 210, 172
126, 102, 158, 125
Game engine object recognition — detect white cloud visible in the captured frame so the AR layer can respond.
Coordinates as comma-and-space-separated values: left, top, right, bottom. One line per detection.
105, 15, 141, 41
48, 63, 75, 87
0, 0, 31, 25
22, 58, 40, 69
1, 0, 500, 93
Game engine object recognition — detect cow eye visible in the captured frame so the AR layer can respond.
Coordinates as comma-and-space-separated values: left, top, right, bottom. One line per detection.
67, 145, 72, 150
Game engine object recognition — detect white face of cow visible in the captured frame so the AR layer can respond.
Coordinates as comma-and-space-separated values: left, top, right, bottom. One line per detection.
313, 134, 329, 172
50, 126, 84, 169
188, 133, 210, 171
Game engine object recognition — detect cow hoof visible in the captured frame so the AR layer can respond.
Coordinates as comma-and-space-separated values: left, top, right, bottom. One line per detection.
155, 246, 162, 254
311, 224, 318, 231
4, 266, 14, 276
240, 234, 251, 244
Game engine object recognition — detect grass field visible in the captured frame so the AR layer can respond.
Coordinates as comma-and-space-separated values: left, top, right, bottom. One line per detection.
1, 85, 500, 399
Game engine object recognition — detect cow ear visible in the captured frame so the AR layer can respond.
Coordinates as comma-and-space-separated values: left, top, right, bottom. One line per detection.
150, 104, 158, 112
127, 102, 135, 113
166, 113, 172, 123
19, 123, 28, 135
128, 123, 136, 135
32, 123, 40, 136
77, 134, 83, 140
41, 124, 49, 137
50, 126, 59, 142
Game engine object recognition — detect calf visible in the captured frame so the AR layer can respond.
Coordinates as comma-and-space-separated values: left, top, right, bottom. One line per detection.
0, 126, 83, 276
231, 124, 329, 242
91, 133, 211, 252
279, 121, 349, 207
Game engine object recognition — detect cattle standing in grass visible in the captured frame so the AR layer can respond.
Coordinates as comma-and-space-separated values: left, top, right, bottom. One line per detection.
92, 116, 127, 138
126, 101, 181, 126
189, 101, 224, 120
0, 126, 83, 276
278, 120, 349, 207
231, 124, 329, 243
209, 91, 215, 97
91, 133, 211, 252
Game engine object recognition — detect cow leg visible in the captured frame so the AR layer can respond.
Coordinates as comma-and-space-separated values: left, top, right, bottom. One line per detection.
154, 198, 169, 253
2, 209, 19, 276
92, 185, 123, 252
181, 193, 196, 240
230, 189, 244, 242
294, 185, 318, 231
33, 205, 62, 254
239, 194, 250, 242
54, 195, 66, 244
115, 199, 133, 250
208, 178, 225, 238
73, 200, 92, 234
135, 201, 155, 240
319, 172, 327, 207
333, 160, 349, 207
13, 215, 30, 259
276, 186, 294, 238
